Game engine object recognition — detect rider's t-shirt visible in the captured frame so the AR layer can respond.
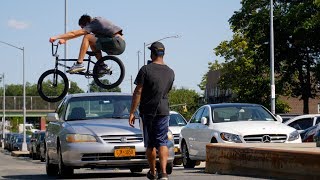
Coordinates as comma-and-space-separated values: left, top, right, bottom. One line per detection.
134, 63, 175, 116
83, 17, 122, 37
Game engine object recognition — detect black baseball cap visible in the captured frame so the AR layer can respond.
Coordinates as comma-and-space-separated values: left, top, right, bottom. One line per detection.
148, 41, 165, 53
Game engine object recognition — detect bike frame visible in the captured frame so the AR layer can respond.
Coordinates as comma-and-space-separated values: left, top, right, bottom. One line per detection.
51, 43, 97, 77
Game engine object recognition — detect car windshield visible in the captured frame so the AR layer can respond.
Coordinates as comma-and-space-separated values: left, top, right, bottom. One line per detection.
169, 113, 187, 126
211, 105, 276, 122
65, 95, 139, 121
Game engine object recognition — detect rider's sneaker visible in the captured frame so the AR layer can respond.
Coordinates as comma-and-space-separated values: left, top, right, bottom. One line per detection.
158, 173, 169, 180
97, 64, 110, 77
146, 170, 157, 180
67, 62, 86, 74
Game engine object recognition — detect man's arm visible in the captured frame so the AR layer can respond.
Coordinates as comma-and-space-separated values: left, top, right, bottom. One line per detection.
49, 29, 88, 43
128, 84, 143, 127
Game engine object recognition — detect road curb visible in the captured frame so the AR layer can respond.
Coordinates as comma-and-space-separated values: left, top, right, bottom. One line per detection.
11, 151, 30, 157
205, 143, 320, 179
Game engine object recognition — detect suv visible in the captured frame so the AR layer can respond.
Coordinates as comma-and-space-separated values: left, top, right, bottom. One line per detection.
45, 92, 175, 177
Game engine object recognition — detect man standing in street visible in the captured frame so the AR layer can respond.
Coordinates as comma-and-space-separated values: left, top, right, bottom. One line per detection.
129, 41, 174, 180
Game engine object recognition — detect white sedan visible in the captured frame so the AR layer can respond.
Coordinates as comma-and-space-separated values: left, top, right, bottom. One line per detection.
179, 103, 301, 168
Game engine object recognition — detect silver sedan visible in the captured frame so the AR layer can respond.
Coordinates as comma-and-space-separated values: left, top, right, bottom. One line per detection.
45, 92, 174, 177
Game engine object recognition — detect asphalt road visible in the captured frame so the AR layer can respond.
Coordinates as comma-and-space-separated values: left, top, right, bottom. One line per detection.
0, 149, 266, 180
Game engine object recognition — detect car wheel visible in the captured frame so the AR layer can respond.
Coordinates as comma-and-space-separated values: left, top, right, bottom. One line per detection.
129, 167, 143, 173
181, 142, 196, 168
46, 149, 59, 176
32, 149, 37, 160
58, 146, 74, 177
173, 158, 182, 165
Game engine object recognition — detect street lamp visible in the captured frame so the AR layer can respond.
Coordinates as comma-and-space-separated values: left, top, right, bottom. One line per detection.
0, 40, 27, 151
270, 0, 275, 114
143, 35, 181, 65
0, 73, 5, 148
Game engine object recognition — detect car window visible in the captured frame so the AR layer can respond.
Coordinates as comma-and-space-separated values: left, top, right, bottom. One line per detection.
65, 95, 135, 120
169, 113, 187, 126
202, 107, 210, 124
211, 105, 275, 123
315, 117, 320, 125
190, 107, 204, 123
288, 118, 313, 130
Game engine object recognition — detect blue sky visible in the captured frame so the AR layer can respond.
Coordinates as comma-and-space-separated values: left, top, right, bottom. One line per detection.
0, 0, 241, 94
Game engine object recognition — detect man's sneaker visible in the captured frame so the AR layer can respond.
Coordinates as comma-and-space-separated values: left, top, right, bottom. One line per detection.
146, 170, 157, 180
67, 62, 85, 74
158, 173, 168, 180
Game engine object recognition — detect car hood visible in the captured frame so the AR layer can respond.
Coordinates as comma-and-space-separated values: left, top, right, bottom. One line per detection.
169, 126, 184, 135
65, 119, 142, 136
212, 121, 296, 135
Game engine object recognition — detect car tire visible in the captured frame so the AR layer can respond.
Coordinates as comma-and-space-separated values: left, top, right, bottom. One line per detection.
129, 167, 143, 173
32, 149, 37, 160
181, 142, 196, 168
173, 158, 183, 165
46, 149, 59, 176
58, 146, 74, 177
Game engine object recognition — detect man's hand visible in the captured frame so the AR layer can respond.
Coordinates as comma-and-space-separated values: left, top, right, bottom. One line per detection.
49, 37, 56, 43
128, 114, 135, 128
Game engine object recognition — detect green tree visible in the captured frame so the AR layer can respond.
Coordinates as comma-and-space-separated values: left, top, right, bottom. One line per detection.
213, 0, 320, 113
69, 81, 85, 94
89, 80, 121, 92
169, 87, 201, 120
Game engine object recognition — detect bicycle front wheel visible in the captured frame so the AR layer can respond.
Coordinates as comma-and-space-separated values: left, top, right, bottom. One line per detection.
37, 69, 69, 102
93, 56, 125, 89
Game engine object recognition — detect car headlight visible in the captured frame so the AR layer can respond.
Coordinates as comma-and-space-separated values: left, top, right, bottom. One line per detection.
65, 134, 97, 143
220, 132, 242, 143
167, 131, 174, 141
288, 130, 300, 141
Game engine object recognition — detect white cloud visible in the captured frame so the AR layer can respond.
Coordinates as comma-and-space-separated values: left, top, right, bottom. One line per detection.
7, 19, 30, 29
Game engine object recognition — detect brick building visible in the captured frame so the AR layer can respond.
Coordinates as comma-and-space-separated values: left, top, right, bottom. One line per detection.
205, 70, 320, 114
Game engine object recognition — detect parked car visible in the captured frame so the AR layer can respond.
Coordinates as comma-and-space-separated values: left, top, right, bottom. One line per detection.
39, 134, 46, 162
30, 131, 45, 160
12, 136, 31, 151
169, 111, 187, 165
45, 92, 175, 177
284, 114, 320, 133
4, 133, 13, 150
277, 114, 301, 123
299, 123, 320, 142
8, 133, 22, 151
179, 103, 301, 168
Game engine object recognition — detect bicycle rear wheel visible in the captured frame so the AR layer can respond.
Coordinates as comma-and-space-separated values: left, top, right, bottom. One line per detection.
93, 56, 125, 89
37, 69, 69, 102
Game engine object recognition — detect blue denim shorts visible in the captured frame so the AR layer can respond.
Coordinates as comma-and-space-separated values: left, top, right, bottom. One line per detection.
141, 115, 169, 149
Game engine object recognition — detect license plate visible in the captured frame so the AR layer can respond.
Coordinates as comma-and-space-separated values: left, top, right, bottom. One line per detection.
114, 146, 136, 157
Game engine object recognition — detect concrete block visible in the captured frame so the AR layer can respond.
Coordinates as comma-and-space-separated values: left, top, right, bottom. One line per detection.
206, 143, 320, 179
11, 150, 30, 157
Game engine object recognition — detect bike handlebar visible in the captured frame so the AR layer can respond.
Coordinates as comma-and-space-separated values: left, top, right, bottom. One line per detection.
51, 43, 59, 57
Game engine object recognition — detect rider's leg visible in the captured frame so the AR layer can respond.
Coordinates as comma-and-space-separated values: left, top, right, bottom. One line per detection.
89, 40, 102, 61
77, 34, 97, 63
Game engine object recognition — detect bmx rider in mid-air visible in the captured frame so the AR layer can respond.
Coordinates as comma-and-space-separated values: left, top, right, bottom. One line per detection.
49, 14, 126, 74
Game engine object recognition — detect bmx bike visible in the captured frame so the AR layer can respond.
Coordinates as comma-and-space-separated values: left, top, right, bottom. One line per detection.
37, 43, 125, 102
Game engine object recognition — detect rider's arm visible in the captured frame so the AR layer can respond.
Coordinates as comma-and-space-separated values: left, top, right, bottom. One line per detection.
51, 29, 88, 42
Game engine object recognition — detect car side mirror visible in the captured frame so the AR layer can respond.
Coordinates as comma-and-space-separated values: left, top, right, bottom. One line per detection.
47, 113, 59, 122
201, 117, 207, 125
275, 115, 283, 123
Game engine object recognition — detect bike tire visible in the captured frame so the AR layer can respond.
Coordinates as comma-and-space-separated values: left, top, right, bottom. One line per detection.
37, 69, 69, 102
93, 56, 125, 89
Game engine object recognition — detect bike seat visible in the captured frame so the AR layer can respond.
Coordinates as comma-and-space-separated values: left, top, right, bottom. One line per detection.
86, 51, 97, 56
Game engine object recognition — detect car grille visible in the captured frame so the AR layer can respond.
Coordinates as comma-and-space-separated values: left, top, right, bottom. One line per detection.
100, 134, 143, 143
81, 152, 146, 161
243, 134, 287, 143
173, 134, 179, 145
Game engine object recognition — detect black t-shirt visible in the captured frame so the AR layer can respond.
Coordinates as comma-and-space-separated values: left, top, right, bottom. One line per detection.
135, 63, 175, 116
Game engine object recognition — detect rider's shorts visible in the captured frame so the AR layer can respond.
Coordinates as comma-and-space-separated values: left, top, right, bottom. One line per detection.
141, 114, 169, 149
96, 35, 126, 55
